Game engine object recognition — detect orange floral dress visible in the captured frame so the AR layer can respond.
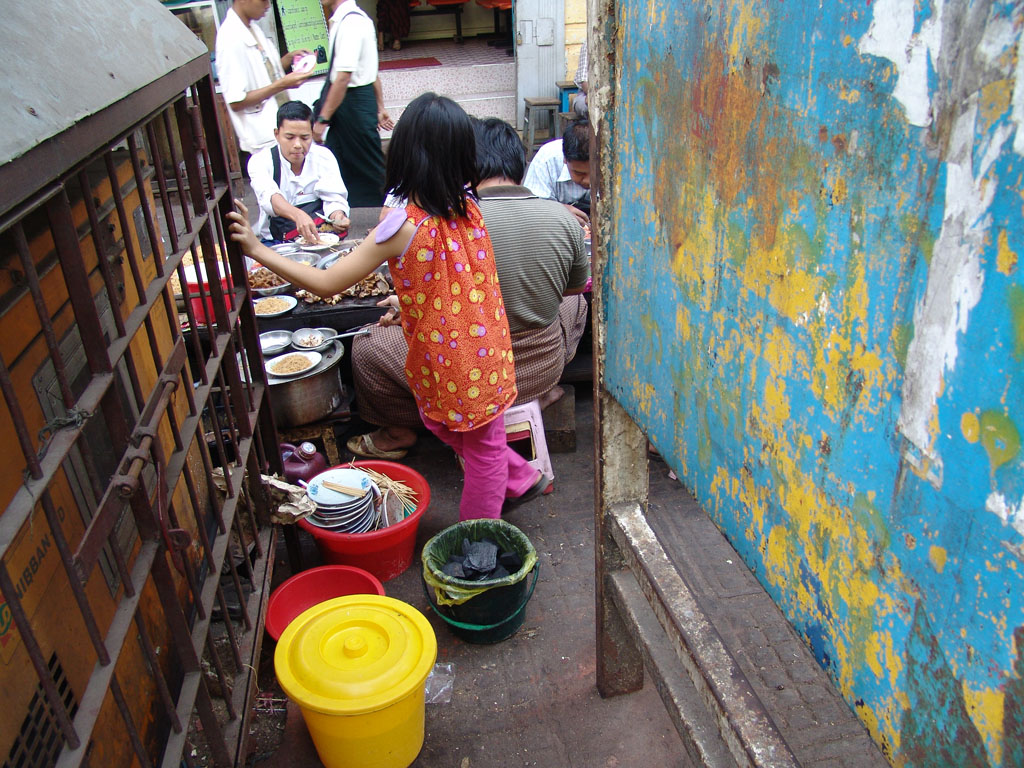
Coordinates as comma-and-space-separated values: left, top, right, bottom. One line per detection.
386, 200, 516, 431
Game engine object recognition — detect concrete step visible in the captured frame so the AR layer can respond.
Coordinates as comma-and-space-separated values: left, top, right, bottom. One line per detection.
382, 61, 515, 100
379, 57, 516, 137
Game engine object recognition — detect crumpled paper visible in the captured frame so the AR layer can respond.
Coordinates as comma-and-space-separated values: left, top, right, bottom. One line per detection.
210, 468, 315, 524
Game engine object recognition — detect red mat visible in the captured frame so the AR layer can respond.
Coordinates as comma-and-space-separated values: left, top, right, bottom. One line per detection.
379, 57, 442, 71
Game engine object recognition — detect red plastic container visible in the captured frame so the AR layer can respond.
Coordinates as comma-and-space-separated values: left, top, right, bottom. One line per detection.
183, 262, 233, 323
265, 565, 385, 641
297, 460, 430, 582
281, 442, 328, 485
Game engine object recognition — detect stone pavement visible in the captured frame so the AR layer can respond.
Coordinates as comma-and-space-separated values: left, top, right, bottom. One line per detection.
256, 384, 888, 767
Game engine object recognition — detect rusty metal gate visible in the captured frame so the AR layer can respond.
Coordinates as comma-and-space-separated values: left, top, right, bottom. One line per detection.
0, 54, 279, 767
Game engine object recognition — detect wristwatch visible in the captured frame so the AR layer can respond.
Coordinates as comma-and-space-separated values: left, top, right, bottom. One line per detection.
316, 115, 330, 124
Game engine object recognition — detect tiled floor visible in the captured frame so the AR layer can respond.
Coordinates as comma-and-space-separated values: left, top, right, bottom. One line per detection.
378, 37, 518, 127
379, 36, 511, 68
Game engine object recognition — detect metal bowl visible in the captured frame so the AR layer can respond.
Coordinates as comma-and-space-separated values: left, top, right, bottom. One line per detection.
249, 266, 292, 296
252, 283, 292, 297
290, 251, 320, 267
290, 327, 336, 352
259, 330, 292, 356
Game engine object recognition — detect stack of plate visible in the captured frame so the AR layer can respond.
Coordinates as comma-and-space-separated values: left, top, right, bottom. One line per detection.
304, 468, 380, 533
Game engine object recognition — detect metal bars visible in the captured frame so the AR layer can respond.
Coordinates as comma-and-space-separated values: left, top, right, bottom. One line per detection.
0, 68, 276, 768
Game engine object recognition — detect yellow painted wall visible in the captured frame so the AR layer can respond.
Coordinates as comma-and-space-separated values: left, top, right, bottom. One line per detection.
564, 0, 587, 80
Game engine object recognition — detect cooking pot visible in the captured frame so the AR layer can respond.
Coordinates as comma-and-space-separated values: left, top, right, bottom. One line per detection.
266, 341, 346, 427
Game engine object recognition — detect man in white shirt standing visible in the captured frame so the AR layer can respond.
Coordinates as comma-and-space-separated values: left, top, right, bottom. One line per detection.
523, 119, 591, 227
248, 102, 350, 243
216, 0, 313, 164
313, 0, 393, 207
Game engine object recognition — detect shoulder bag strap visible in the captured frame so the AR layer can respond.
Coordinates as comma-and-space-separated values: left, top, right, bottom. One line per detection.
271, 145, 281, 187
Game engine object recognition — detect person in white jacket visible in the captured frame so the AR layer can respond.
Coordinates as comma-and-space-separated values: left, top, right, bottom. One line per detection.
215, 0, 312, 162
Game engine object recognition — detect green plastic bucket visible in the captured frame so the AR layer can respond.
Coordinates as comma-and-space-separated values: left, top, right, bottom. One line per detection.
421, 519, 538, 644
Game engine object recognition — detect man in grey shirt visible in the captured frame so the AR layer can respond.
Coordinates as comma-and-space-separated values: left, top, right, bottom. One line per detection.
347, 118, 590, 459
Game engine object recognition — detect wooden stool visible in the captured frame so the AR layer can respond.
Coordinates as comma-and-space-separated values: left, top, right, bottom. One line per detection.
556, 80, 579, 112
556, 111, 575, 137
523, 97, 560, 159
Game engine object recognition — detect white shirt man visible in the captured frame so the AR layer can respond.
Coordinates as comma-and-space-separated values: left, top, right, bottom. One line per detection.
215, 0, 311, 153
523, 121, 592, 227
326, 0, 379, 89
248, 102, 350, 242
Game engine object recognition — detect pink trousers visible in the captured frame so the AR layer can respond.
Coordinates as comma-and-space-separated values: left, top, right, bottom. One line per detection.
420, 411, 540, 521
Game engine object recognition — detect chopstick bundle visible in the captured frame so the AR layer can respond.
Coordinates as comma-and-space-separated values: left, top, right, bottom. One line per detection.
321, 480, 368, 497
347, 464, 418, 518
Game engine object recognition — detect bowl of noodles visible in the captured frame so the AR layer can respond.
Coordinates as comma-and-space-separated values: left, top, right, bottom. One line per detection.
266, 350, 322, 379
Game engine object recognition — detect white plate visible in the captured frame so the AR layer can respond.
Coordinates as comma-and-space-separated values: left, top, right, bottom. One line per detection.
265, 350, 322, 379
306, 468, 373, 507
253, 295, 298, 317
295, 232, 339, 250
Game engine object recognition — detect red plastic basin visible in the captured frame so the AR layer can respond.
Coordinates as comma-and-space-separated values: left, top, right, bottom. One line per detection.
297, 460, 431, 582
265, 565, 385, 641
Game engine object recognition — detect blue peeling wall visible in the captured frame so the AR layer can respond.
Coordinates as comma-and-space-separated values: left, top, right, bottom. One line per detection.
600, 1, 1024, 764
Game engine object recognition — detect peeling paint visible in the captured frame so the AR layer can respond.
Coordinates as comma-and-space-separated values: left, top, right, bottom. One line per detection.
604, 0, 1024, 765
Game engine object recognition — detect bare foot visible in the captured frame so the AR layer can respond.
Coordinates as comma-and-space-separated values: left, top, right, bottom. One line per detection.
370, 426, 417, 451
538, 385, 564, 410
391, 39, 402, 51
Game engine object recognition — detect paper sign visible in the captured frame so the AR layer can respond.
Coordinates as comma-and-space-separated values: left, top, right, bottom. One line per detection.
277, 0, 330, 78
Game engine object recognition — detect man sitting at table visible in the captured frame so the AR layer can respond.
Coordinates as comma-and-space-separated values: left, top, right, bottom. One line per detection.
523, 118, 591, 228
346, 117, 591, 460
248, 101, 351, 244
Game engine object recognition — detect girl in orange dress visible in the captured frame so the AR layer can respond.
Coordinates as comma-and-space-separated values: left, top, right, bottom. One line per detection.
227, 93, 549, 520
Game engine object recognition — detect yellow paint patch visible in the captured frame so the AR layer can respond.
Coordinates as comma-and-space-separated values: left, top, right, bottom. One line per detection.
763, 375, 792, 424
961, 411, 980, 443
832, 175, 848, 206
996, 229, 1018, 275
963, 685, 1004, 765
929, 546, 947, 573
979, 80, 1013, 127
839, 87, 861, 103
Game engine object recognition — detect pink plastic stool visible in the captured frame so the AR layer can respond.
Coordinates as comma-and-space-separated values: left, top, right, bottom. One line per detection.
503, 400, 554, 489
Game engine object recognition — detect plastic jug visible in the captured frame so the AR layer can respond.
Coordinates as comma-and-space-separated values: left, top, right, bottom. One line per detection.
281, 442, 328, 485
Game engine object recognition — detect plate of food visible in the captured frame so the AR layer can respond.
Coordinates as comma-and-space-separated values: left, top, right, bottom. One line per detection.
295, 232, 339, 250
266, 350, 321, 379
248, 266, 291, 296
253, 295, 297, 317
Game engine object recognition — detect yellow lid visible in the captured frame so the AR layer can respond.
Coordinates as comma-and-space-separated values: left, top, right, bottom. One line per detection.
274, 595, 437, 716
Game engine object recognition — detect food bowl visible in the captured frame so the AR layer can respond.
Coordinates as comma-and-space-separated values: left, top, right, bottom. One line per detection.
260, 330, 292, 356
249, 266, 292, 296
289, 251, 320, 267
290, 327, 335, 352
266, 350, 321, 378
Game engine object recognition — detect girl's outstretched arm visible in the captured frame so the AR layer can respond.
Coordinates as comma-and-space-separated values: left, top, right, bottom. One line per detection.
226, 200, 409, 298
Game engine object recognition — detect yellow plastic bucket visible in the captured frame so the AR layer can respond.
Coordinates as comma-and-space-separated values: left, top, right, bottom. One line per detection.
274, 594, 437, 768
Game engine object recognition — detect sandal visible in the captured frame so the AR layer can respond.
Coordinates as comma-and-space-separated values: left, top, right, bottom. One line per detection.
346, 432, 409, 460
502, 471, 553, 514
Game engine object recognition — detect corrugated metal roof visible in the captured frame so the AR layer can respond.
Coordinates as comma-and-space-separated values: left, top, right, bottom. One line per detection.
1, 0, 208, 166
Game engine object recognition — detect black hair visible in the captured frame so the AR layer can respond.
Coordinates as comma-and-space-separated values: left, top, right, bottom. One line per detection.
562, 119, 590, 162
276, 100, 313, 128
385, 93, 478, 219
472, 118, 526, 184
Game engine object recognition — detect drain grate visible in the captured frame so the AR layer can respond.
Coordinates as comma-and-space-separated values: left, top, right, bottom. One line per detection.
4, 653, 79, 768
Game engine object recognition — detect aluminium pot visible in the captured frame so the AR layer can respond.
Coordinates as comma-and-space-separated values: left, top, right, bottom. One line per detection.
266, 340, 346, 427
